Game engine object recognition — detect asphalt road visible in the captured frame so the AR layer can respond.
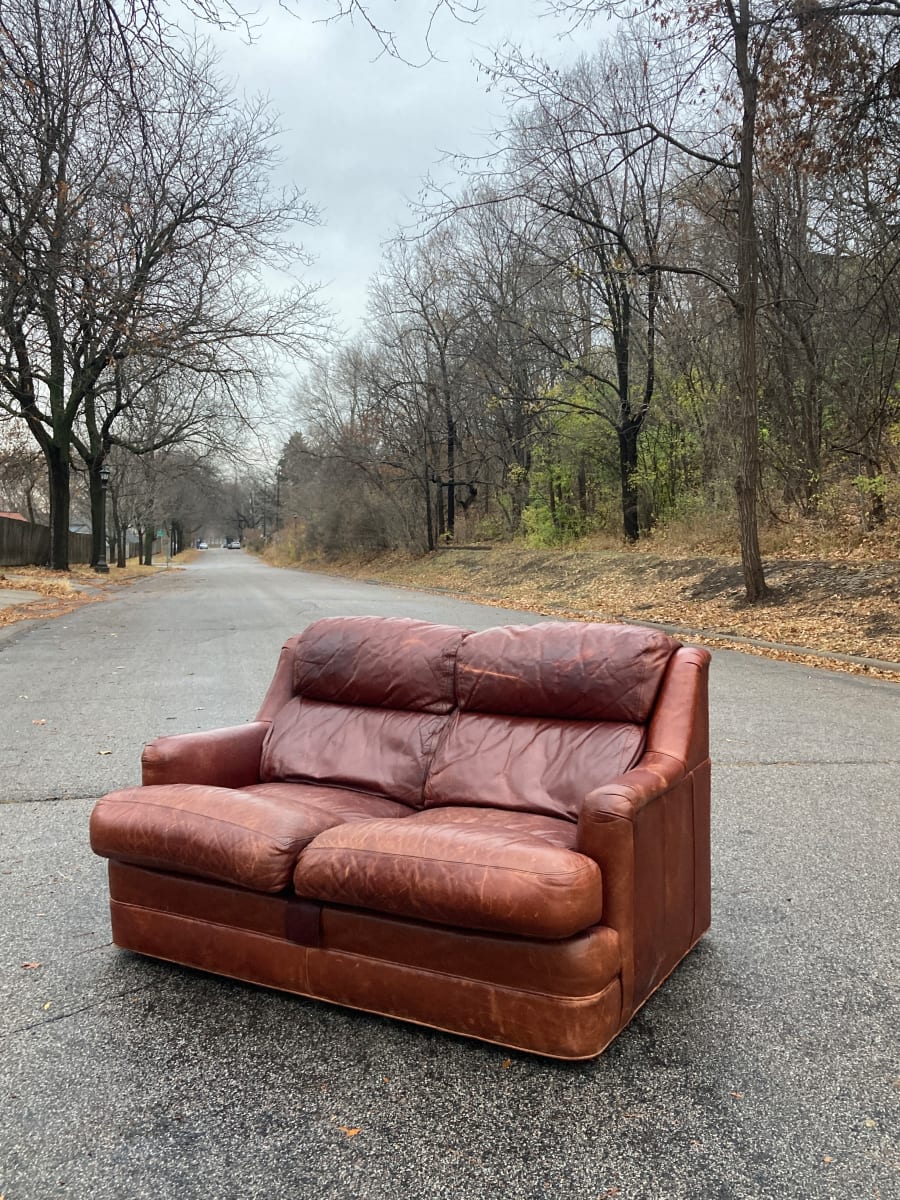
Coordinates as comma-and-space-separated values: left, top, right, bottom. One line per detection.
1, 550, 897, 1200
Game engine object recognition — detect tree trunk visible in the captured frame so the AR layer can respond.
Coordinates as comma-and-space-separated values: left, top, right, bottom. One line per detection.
618, 418, 641, 543
144, 526, 154, 566
46, 443, 71, 571
446, 407, 456, 540
88, 464, 104, 568
733, 0, 768, 601
423, 429, 435, 550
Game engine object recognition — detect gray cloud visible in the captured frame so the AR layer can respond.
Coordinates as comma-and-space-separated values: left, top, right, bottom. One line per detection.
214, 1, 584, 335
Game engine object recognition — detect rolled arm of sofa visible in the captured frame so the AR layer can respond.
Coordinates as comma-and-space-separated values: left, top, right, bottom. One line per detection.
141, 721, 269, 788
577, 752, 686, 1011
578, 756, 711, 1018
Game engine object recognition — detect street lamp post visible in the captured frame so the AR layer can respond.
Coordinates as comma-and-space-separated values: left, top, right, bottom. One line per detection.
95, 462, 111, 574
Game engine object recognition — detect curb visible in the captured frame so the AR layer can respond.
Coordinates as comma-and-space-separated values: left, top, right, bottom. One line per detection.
612, 616, 900, 674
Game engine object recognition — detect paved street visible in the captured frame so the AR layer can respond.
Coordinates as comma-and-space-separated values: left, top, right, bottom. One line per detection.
1, 550, 898, 1199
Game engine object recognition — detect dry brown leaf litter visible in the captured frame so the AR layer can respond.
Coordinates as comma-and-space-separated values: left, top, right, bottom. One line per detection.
294, 543, 899, 683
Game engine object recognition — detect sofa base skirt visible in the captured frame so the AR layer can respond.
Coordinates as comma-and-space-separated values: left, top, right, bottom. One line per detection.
106, 861, 626, 1060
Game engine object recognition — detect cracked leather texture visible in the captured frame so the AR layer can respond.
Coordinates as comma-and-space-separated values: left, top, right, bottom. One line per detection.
292, 814, 604, 939
456, 621, 678, 722
90, 782, 413, 892
423, 712, 645, 821
292, 615, 468, 713
259, 698, 448, 806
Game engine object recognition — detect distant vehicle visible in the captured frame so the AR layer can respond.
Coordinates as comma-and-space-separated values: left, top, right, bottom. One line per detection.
226, 540, 241, 549
197, 541, 208, 550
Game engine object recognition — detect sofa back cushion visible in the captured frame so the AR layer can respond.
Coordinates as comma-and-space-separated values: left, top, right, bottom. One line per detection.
423, 622, 679, 821
455, 622, 679, 723
260, 616, 469, 806
293, 615, 465, 713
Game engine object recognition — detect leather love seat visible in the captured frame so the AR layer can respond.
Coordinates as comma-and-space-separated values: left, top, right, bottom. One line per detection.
90, 616, 711, 1059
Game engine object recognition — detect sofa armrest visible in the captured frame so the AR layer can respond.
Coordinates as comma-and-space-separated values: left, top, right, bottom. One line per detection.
577, 749, 710, 1019
141, 722, 269, 788
582, 751, 684, 821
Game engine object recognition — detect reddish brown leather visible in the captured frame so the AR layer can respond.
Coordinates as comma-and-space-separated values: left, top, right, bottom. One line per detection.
321, 908, 619, 996
423, 712, 644, 820
255, 634, 303, 723
141, 722, 268, 788
646, 646, 711, 770
292, 616, 468, 713
455, 621, 679, 721
244, 782, 414, 820
91, 782, 411, 892
259, 698, 448, 806
106, 862, 619, 997
576, 647, 712, 1016
305, 950, 623, 1059
93, 617, 712, 1059
109, 899, 311, 995
108, 893, 624, 1058
108, 861, 290, 937
292, 817, 603, 938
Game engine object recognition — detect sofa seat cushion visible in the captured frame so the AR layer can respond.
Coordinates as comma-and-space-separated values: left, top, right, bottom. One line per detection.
90, 783, 414, 894
407, 805, 578, 850
292, 817, 603, 938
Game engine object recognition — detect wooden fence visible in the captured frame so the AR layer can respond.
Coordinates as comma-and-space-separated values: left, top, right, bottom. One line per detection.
0, 515, 93, 567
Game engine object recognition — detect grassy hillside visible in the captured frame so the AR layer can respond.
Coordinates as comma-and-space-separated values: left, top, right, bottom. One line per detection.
265, 523, 900, 681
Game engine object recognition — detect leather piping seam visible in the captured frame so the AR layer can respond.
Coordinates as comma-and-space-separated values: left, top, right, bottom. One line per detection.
109, 902, 618, 1001
110, 898, 288, 942
309, 947, 618, 1005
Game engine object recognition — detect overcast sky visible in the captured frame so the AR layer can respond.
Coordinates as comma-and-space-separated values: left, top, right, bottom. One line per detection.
212, 2, 605, 345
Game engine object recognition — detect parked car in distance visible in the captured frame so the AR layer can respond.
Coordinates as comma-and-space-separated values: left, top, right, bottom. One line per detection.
225, 540, 241, 549
197, 541, 208, 549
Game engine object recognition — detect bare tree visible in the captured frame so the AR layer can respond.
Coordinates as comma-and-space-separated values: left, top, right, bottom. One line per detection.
0, 0, 324, 569
547, 0, 900, 596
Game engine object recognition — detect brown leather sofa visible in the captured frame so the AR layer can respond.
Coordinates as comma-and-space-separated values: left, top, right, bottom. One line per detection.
90, 616, 711, 1059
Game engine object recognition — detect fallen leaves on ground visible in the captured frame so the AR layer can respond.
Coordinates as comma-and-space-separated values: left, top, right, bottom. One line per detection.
0, 561, 180, 628
292, 540, 899, 682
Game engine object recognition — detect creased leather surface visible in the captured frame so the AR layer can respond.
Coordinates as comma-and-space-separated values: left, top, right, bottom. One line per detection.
293, 616, 468, 713
91, 782, 411, 893
141, 723, 268, 788
456, 622, 679, 722
293, 818, 603, 938
423, 712, 644, 820
259, 698, 447, 806
575, 647, 712, 1017
92, 616, 712, 1058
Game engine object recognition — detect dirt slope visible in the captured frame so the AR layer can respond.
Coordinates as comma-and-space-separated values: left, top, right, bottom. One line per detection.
306, 543, 900, 681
